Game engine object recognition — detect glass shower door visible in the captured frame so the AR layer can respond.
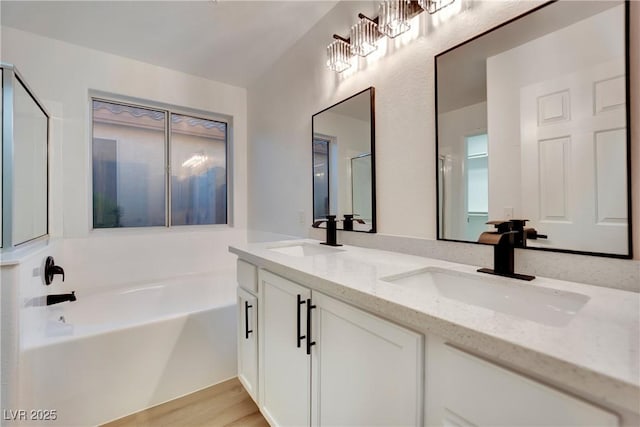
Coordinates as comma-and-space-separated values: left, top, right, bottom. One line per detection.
13, 78, 48, 245
1, 64, 49, 248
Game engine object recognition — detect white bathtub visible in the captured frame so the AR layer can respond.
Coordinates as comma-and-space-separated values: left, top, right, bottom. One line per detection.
17, 271, 238, 426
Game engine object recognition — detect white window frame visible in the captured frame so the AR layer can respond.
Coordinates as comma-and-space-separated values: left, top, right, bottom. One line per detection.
88, 91, 233, 232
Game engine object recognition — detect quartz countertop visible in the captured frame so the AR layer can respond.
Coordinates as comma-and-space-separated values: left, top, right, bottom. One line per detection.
229, 239, 640, 414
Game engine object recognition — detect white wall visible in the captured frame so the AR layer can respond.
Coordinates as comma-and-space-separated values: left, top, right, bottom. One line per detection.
1, 26, 248, 289
247, 1, 640, 265
247, 0, 542, 238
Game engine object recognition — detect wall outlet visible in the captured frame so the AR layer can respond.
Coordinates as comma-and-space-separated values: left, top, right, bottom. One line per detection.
297, 210, 305, 225
503, 207, 514, 219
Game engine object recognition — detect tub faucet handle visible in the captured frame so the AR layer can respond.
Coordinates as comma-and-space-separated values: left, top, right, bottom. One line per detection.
44, 256, 65, 285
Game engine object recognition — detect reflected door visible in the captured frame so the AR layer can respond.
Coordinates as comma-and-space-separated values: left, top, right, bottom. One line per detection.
520, 59, 627, 254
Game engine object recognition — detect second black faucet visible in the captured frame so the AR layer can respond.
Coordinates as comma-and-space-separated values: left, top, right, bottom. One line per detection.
312, 215, 342, 247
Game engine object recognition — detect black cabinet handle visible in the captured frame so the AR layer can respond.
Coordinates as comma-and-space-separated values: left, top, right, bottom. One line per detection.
245, 300, 253, 339
306, 298, 316, 355
297, 294, 306, 348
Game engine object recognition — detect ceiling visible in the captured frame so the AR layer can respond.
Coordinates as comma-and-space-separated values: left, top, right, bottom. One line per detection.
1, 1, 338, 88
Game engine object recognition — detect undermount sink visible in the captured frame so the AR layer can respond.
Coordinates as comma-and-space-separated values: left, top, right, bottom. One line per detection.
381, 268, 590, 327
268, 243, 345, 257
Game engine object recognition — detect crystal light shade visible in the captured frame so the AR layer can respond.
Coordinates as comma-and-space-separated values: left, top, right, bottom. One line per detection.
350, 17, 379, 57
378, 0, 411, 38
418, 0, 455, 14
326, 38, 352, 72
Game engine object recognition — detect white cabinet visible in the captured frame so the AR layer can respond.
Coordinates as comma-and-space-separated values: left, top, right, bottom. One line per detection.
237, 259, 258, 293
258, 269, 423, 427
236, 255, 627, 427
237, 287, 258, 402
311, 292, 423, 426
259, 270, 311, 426
427, 337, 619, 427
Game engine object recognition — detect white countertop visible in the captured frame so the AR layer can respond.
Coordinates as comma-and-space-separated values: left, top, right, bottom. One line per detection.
229, 239, 640, 414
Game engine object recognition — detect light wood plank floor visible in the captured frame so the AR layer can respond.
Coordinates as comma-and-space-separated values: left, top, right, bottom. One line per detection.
102, 378, 268, 427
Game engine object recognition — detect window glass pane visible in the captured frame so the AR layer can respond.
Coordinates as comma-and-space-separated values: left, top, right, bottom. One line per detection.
92, 100, 166, 228
170, 114, 227, 225
13, 79, 48, 244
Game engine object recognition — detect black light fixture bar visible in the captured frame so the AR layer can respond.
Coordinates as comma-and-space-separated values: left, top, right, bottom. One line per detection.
333, 34, 351, 44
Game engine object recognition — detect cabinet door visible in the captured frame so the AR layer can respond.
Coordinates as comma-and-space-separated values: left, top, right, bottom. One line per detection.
311, 292, 423, 427
259, 270, 311, 427
427, 339, 619, 427
237, 287, 258, 402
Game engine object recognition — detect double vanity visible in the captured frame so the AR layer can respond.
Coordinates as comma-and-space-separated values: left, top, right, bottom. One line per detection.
234, 2, 637, 425
230, 240, 639, 426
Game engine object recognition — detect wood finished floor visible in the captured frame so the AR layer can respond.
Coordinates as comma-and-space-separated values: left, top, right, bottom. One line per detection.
102, 378, 268, 427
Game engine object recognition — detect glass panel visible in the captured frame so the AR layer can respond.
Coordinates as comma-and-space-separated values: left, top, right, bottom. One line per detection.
313, 138, 330, 219
13, 78, 47, 245
170, 114, 227, 225
92, 100, 166, 228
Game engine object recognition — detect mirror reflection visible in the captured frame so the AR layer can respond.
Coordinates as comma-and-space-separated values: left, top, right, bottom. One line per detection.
436, 1, 630, 256
313, 87, 375, 232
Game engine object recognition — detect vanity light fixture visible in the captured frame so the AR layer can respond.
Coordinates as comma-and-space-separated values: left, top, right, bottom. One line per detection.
326, 34, 352, 72
418, 0, 455, 14
378, 0, 412, 38
350, 14, 380, 57
326, 0, 456, 73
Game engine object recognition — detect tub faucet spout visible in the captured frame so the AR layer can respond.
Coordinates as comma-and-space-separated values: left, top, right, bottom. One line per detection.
46, 291, 76, 306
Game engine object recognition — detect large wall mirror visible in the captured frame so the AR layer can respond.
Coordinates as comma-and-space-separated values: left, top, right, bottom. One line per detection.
436, 1, 631, 257
312, 87, 376, 233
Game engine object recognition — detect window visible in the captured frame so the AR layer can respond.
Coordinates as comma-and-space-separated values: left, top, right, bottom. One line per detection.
92, 99, 228, 229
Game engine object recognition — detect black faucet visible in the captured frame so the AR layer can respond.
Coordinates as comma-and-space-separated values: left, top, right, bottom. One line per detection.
477, 219, 547, 281
312, 215, 342, 247
46, 291, 76, 306
44, 256, 65, 285
342, 214, 366, 231
509, 219, 548, 248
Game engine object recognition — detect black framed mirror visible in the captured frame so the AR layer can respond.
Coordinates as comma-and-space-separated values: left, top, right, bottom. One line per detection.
312, 87, 376, 233
435, 0, 631, 258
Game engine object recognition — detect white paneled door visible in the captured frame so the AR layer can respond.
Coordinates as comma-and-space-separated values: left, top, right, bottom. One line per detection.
520, 59, 627, 254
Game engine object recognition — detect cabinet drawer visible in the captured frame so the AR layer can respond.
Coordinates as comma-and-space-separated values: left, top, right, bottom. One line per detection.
237, 259, 257, 293
439, 345, 618, 426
